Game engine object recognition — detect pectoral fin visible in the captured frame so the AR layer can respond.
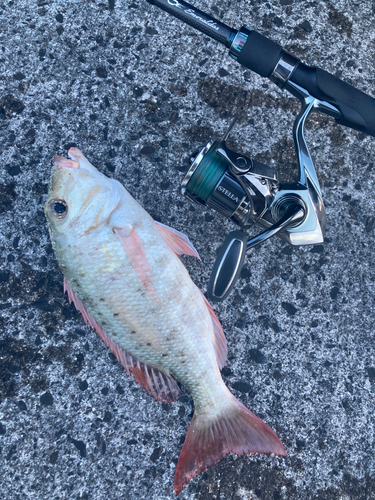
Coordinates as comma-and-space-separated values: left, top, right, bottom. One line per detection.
155, 221, 200, 259
113, 226, 157, 300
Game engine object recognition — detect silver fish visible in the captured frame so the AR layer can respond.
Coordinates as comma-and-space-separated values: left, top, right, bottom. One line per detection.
45, 148, 285, 494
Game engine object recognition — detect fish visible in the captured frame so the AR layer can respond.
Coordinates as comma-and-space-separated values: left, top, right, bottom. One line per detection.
45, 147, 285, 494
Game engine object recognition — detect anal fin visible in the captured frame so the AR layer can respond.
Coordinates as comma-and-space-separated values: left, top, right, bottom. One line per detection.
64, 278, 181, 404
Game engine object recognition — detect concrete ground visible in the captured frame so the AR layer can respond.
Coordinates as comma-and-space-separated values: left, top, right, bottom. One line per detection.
0, 0, 375, 499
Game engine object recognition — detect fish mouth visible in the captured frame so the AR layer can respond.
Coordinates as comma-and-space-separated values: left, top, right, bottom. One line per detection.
53, 147, 89, 169
53, 155, 80, 170
52, 148, 99, 176
49, 148, 88, 198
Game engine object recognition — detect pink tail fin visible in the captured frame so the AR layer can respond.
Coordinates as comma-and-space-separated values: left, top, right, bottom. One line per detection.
174, 397, 285, 494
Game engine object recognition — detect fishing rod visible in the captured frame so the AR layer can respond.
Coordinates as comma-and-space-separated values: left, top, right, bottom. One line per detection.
146, 0, 375, 301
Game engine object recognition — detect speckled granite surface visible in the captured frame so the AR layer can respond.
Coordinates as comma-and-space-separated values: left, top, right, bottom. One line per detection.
1, 1, 375, 499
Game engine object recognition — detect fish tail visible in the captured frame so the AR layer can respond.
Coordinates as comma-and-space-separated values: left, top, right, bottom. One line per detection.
174, 395, 285, 494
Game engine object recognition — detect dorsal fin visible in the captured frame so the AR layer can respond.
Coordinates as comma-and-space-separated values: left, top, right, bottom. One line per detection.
155, 221, 200, 259
64, 278, 181, 404
199, 290, 227, 369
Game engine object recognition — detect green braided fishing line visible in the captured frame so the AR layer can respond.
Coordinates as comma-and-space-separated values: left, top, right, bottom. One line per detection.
187, 145, 227, 201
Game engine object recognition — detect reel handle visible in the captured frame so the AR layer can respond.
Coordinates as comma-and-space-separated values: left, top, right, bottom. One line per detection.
247, 204, 305, 251
207, 204, 305, 302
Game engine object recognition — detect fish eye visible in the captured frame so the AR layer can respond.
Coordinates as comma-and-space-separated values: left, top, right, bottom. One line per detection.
50, 199, 68, 219
54, 201, 67, 214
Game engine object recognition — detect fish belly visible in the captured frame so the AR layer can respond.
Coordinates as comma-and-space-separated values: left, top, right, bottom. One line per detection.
54, 221, 221, 394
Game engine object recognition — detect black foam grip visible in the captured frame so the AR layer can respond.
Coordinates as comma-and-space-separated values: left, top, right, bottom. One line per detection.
291, 63, 375, 137
236, 29, 284, 78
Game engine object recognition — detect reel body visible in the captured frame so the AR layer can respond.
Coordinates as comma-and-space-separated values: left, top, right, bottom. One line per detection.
181, 84, 335, 301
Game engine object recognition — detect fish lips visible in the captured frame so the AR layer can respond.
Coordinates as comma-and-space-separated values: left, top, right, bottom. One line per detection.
53, 155, 80, 170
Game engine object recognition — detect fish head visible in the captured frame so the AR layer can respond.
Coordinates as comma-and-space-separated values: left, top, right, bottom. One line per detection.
45, 147, 122, 238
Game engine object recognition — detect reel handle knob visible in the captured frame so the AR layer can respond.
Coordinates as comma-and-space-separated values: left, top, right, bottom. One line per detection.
207, 231, 248, 302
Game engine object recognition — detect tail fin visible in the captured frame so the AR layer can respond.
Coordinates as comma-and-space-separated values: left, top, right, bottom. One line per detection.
174, 396, 285, 494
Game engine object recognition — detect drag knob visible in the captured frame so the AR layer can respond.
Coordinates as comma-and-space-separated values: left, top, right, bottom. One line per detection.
207, 231, 248, 302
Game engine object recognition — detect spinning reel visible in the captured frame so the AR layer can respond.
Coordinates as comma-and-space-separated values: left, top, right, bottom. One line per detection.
182, 83, 332, 301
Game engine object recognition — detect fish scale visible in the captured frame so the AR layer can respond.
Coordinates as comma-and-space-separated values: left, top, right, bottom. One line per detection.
59, 213, 218, 390
45, 147, 285, 494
